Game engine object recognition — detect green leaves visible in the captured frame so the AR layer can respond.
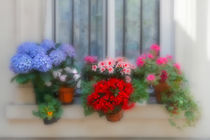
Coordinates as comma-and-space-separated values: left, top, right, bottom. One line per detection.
130, 79, 149, 103
33, 95, 63, 120
11, 73, 36, 84
40, 72, 52, 83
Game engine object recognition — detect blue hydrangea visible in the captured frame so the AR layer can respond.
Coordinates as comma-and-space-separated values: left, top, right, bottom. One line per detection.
40, 39, 55, 51
60, 44, 76, 58
49, 49, 66, 66
17, 42, 46, 58
10, 54, 33, 74
32, 54, 52, 72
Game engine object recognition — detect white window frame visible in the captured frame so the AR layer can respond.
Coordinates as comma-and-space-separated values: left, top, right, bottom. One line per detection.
44, 0, 175, 58
160, 0, 174, 57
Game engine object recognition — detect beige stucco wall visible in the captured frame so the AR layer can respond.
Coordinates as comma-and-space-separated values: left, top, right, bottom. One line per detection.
0, 0, 210, 139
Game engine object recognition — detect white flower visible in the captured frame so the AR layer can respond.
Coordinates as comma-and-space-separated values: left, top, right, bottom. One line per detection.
45, 82, 52, 87
59, 75, 67, 82
53, 70, 62, 78
72, 68, 78, 74
64, 67, 72, 73
76, 80, 81, 88
74, 74, 80, 80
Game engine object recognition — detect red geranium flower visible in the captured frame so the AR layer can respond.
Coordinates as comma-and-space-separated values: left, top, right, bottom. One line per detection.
87, 78, 134, 114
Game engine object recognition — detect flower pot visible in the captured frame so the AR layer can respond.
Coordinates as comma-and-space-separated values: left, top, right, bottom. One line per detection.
106, 110, 124, 122
58, 87, 74, 104
43, 118, 59, 125
154, 82, 170, 103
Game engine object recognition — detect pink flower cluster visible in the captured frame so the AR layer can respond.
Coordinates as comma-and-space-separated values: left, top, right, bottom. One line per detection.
146, 74, 156, 83
91, 57, 135, 75
156, 57, 168, 65
84, 56, 97, 64
174, 63, 182, 74
136, 56, 146, 67
150, 44, 160, 55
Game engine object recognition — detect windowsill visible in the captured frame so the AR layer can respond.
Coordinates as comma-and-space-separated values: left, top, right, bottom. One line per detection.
6, 104, 169, 120
5, 103, 193, 138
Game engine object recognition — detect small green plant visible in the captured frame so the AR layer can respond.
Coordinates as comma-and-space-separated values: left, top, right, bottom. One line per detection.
33, 95, 63, 121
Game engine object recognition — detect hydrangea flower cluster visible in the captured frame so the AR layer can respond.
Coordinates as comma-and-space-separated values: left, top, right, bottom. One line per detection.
10, 40, 76, 74
60, 44, 76, 58
33, 54, 52, 72
40, 39, 55, 51
17, 42, 46, 58
10, 54, 33, 74
49, 49, 67, 66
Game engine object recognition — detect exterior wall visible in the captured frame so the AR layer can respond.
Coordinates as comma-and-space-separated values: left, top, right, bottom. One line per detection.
0, 0, 209, 139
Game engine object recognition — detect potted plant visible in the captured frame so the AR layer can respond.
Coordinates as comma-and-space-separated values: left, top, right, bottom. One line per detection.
51, 67, 80, 104
133, 44, 200, 127
33, 95, 63, 125
44, 43, 79, 104
10, 40, 76, 104
81, 57, 136, 122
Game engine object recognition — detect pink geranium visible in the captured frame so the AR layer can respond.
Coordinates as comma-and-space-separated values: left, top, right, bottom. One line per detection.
100, 67, 106, 73
150, 44, 160, 53
106, 58, 115, 67
146, 74, 156, 82
92, 65, 97, 71
108, 67, 114, 74
98, 61, 106, 68
116, 57, 124, 62
125, 76, 131, 83
123, 68, 131, 75
166, 55, 173, 60
136, 56, 146, 67
174, 63, 182, 74
116, 62, 124, 68
156, 57, 168, 65
84, 56, 97, 64
147, 53, 154, 59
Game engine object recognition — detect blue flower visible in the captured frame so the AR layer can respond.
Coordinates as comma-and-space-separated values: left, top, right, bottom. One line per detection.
10, 54, 33, 74
40, 39, 55, 51
17, 42, 46, 58
60, 44, 76, 58
49, 49, 66, 66
33, 54, 52, 72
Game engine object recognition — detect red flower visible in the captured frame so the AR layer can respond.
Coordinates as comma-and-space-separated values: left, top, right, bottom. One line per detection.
160, 70, 168, 82
87, 78, 134, 114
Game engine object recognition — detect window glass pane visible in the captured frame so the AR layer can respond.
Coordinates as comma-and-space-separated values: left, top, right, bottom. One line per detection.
115, 0, 123, 57
90, 0, 106, 60
125, 0, 141, 63
56, 0, 72, 43
55, 0, 160, 63
73, 0, 89, 67
142, 0, 159, 52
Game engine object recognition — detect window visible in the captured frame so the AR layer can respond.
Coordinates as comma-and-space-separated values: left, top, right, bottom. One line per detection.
46, 0, 161, 65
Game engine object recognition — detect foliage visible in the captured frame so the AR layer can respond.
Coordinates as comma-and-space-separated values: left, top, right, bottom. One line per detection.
10, 40, 77, 103
33, 95, 63, 120
130, 79, 149, 103
81, 80, 96, 116
133, 44, 200, 128
82, 78, 134, 116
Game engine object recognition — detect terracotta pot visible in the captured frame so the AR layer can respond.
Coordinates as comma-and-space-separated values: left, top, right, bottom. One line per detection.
154, 82, 170, 103
58, 87, 74, 104
106, 110, 124, 122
